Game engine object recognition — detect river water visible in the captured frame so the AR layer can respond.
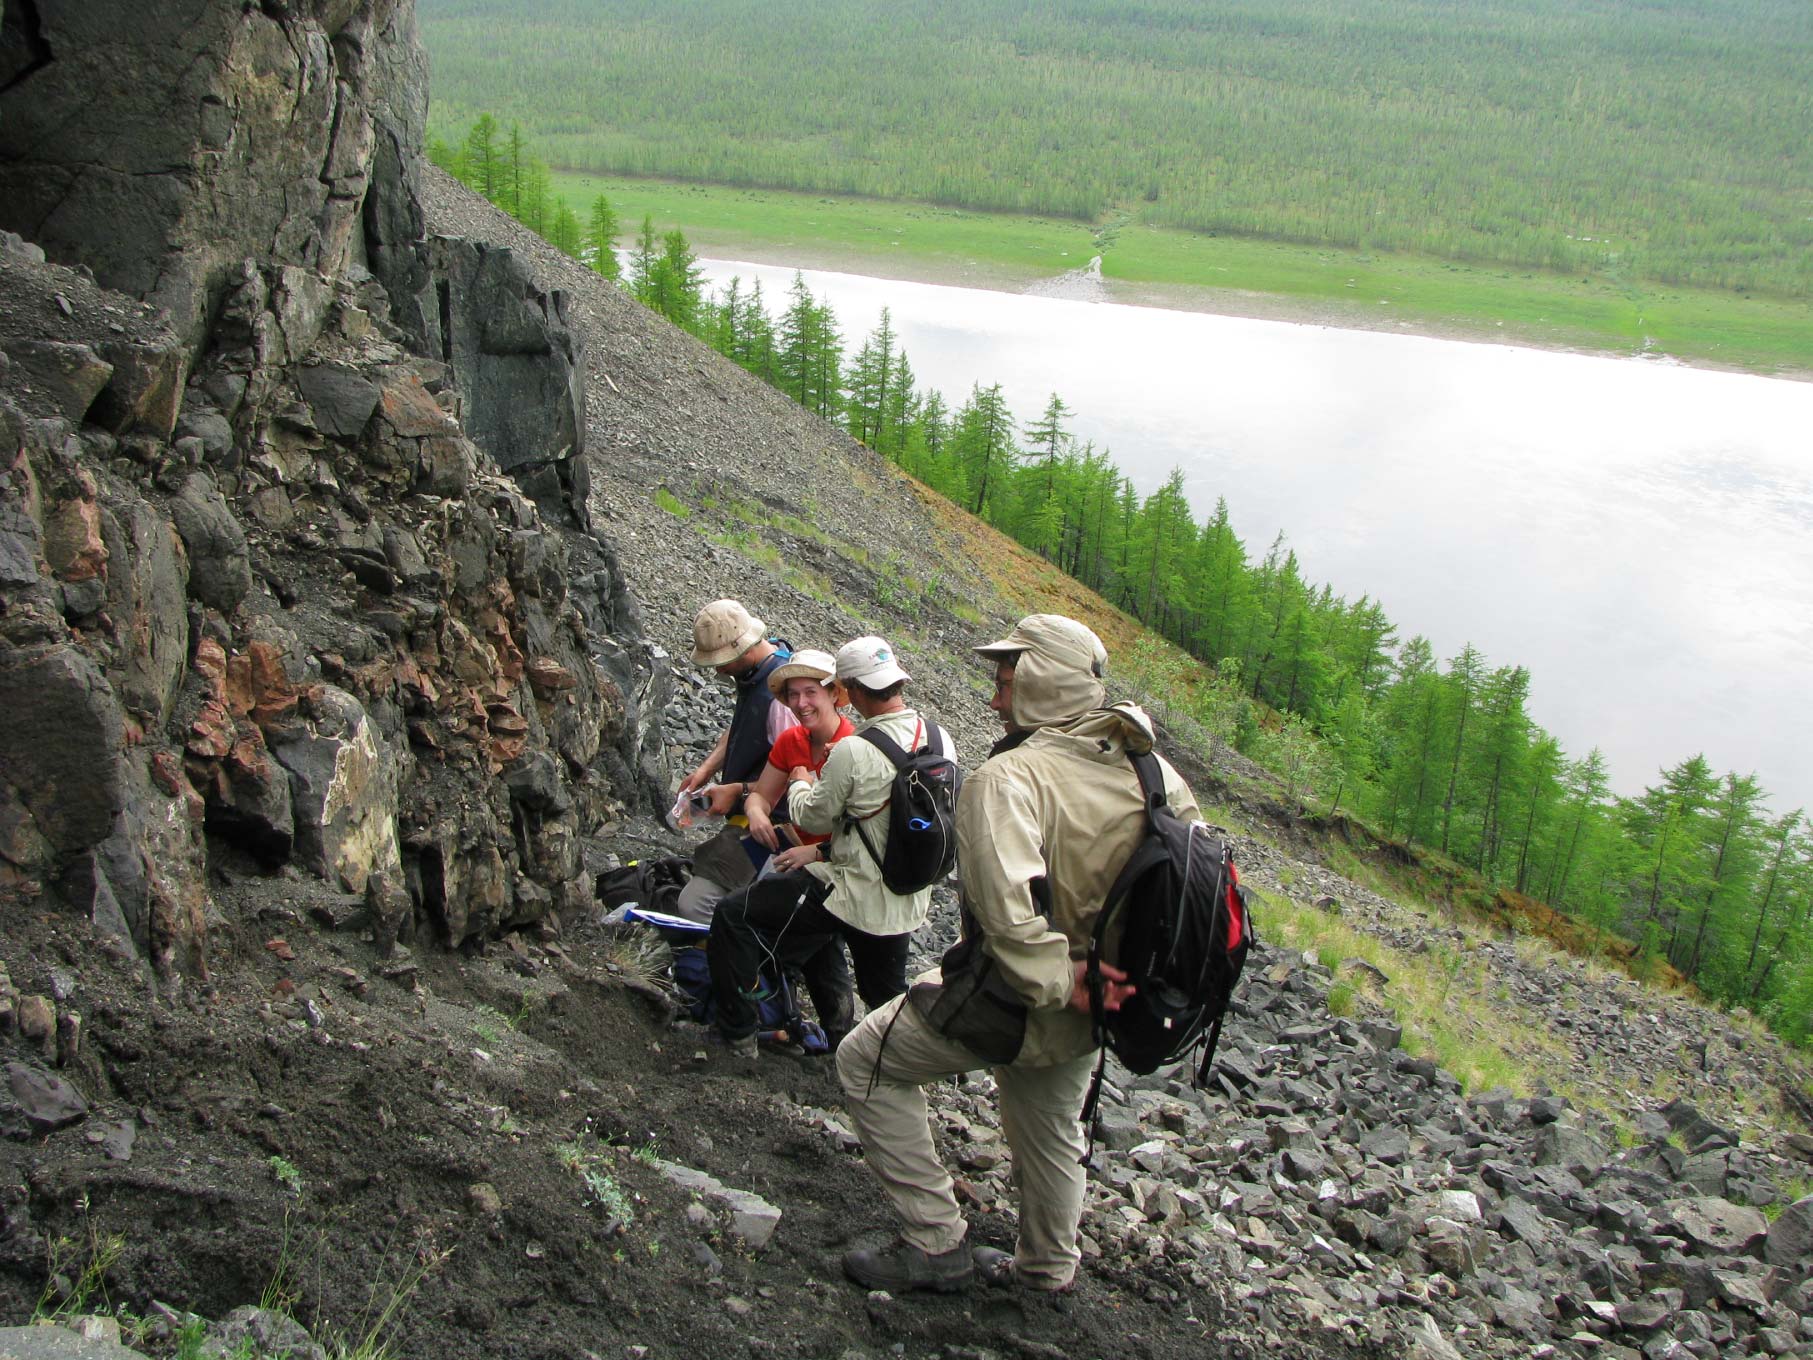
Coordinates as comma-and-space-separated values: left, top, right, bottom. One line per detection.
695, 257, 1813, 811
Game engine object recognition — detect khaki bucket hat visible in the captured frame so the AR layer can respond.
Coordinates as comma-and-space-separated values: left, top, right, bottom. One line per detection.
692, 599, 765, 666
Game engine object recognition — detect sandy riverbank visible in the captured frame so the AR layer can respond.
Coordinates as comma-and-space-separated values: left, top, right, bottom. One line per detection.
685, 232, 1813, 383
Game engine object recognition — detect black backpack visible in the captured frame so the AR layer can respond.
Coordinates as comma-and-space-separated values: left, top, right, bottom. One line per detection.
1081, 750, 1254, 1125
847, 723, 960, 894
595, 855, 692, 915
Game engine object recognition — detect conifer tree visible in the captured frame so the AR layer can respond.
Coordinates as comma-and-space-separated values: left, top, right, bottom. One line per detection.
1439, 644, 1486, 855
1470, 665, 1532, 873
735, 280, 779, 382
652, 229, 705, 331
549, 200, 583, 258
1628, 754, 1719, 951
587, 194, 621, 280
517, 156, 551, 232
628, 216, 660, 305
505, 123, 529, 218
1378, 637, 1447, 843
881, 350, 918, 460
1743, 811, 1808, 999
1675, 772, 1763, 980
845, 308, 899, 450
1020, 393, 1073, 560
950, 383, 1016, 518
1542, 749, 1611, 907
1511, 736, 1564, 895
463, 114, 501, 201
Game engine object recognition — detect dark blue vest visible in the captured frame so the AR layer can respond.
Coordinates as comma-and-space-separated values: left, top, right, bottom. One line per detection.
722, 646, 791, 787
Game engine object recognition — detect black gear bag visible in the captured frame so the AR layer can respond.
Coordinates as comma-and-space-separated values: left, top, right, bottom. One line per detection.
847, 724, 960, 894
1080, 749, 1254, 1137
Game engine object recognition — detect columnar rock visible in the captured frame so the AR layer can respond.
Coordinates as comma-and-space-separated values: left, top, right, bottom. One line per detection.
426, 237, 589, 527
0, 0, 430, 355
0, 1, 651, 961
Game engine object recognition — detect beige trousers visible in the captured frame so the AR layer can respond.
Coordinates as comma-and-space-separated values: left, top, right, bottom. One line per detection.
836, 993, 1096, 1289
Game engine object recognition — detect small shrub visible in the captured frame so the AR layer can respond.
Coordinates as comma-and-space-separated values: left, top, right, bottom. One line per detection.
556, 1137, 637, 1224
653, 486, 691, 517
173, 1318, 210, 1360
268, 1156, 303, 1196
598, 928, 671, 992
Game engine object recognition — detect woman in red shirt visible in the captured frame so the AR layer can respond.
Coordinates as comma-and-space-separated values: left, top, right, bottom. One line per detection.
708, 650, 863, 1052
741, 649, 853, 868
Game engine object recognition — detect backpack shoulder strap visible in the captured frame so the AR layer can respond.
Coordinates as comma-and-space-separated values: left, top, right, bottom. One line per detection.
849, 725, 907, 874
1128, 748, 1168, 824
928, 722, 954, 759
857, 725, 910, 767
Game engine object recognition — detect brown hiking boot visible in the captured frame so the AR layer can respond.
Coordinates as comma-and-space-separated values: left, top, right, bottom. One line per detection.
842, 1238, 972, 1293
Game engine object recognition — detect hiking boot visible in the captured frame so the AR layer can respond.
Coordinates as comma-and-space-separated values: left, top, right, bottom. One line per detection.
971, 1246, 1074, 1293
972, 1245, 1016, 1287
843, 1239, 972, 1293
707, 1029, 757, 1062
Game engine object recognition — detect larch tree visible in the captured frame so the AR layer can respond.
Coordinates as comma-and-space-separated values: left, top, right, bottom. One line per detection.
463, 114, 501, 201
587, 194, 621, 280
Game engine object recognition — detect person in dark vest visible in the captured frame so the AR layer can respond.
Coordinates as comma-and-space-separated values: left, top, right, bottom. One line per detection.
674, 599, 799, 922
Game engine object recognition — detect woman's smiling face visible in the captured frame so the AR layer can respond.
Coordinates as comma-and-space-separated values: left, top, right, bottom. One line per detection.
783, 676, 839, 730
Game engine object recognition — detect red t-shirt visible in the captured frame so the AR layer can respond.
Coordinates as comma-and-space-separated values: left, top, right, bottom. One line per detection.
765, 717, 855, 845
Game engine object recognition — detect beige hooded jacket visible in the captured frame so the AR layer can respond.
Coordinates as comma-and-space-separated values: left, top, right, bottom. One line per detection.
954, 657, 1200, 1067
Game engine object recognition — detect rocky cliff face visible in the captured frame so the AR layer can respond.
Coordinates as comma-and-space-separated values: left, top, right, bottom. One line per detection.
0, 0, 645, 975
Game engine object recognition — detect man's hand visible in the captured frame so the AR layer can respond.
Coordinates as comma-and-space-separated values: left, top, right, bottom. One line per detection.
678, 766, 710, 796
771, 843, 819, 873
788, 765, 815, 786
702, 782, 741, 817
1069, 959, 1136, 1015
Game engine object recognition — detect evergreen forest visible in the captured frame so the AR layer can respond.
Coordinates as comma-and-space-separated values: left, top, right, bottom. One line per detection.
435, 118, 1813, 1048
420, 0, 1813, 300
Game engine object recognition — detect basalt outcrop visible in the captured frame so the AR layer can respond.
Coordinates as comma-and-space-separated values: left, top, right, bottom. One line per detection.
0, 0, 645, 974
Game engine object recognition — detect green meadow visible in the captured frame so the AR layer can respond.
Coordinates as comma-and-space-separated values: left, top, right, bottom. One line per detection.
550, 171, 1813, 377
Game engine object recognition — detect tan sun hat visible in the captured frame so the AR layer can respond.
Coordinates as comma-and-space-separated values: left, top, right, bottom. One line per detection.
766, 648, 838, 697
973, 614, 1106, 678
691, 599, 765, 666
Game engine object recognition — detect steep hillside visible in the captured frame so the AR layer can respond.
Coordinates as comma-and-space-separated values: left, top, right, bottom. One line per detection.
0, 6, 1808, 1360
418, 170, 1813, 1359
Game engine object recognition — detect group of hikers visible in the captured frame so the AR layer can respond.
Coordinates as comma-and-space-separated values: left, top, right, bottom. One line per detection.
670, 597, 1204, 1296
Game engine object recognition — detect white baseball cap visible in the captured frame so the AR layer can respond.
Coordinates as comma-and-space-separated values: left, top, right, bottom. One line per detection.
835, 635, 909, 688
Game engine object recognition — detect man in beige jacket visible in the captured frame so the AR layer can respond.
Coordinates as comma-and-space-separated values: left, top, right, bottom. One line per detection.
839, 614, 1200, 1294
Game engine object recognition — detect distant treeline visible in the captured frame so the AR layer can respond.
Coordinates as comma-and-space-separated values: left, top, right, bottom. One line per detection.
436, 119, 1813, 1045
419, 0, 1813, 299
